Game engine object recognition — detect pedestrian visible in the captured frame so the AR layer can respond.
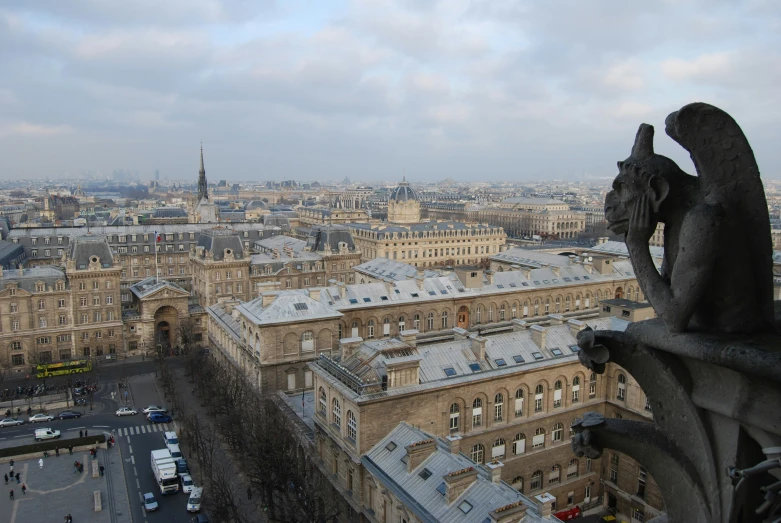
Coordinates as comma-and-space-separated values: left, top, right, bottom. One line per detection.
68, 446, 73, 455
15, 473, 19, 484
3, 474, 7, 485
247, 486, 252, 500
79, 430, 83, 438
55, 446, 60, 457
9, 489, 13, 500
85, 430, 88, 438
38, 458, 43, 470
99, 464, 104, 477
78, 463, 83, 473
20, 484, 25, 495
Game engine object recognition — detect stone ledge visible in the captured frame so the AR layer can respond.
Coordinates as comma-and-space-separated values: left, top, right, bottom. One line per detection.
93, 490, 102, 511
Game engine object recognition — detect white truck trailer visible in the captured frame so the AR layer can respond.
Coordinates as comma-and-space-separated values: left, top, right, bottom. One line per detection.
151, 449, 179, 494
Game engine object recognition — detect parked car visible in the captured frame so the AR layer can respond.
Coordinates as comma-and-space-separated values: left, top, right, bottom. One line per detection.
58, 411, 82, 420
34, 428, 61, 441
115, 407, 137, 417
143, 492, 159, 512
180, 474, 194, 494
190, 514, 209, 523
176, 458, 189, 477
0, 418, 24, 427
142, 405, 167, 415
28, 414, 54, 423
163, 430, 179, 445
167, 443, 183, 459
148, 412, 173, 424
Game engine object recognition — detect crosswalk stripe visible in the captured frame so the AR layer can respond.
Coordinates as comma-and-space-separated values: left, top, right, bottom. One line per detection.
132, 427, 138, 435
122, 427, 128, 436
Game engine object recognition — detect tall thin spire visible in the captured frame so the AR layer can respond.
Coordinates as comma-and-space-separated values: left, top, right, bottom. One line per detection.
197, 142, 208, 201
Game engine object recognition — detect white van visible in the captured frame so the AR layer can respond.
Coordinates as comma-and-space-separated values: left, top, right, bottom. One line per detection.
162, 431, 178, 446
34, 428, 61, 441
167, 443, 182, 460
187, 486, 203, 512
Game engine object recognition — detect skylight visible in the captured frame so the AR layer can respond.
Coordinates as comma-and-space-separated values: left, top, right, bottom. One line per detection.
411, 293, 419, 298
293, 303, 308, 311
349, 299, 358, 304
522, 282, 529, 286
583, 275, 590, 280
469, 363, 481, 372
428, 291, 436, 296
363, 297, 371, 302
436, 483, 447, 496
532, 352, 544, 360
495, 358, 507, 367
552, 279, 559, 283
551, 348, 563, 356
563, 277, 572, 282
459, 500, 473, 514
419, 468, 432, 480
513, 355, 525, 364
385, 441, 397, 452
443, 367, 457, 377
569, 345, 580, 352
543, 280, 550, 284
380, 296, 389, 301
496, 284, 504, 289
440, 290, 447, 294
509, 283, 517, 287
534, 281, 540, 285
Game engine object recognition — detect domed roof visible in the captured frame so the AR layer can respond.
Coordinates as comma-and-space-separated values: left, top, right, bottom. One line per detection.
389, 177, 418, 202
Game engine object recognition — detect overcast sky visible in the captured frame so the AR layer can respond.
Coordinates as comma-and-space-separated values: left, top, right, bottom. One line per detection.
1, 0, 779, 183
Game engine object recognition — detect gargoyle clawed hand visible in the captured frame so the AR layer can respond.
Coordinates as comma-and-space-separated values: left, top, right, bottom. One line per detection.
576, 327, 610, 375
571, 412, 605, 459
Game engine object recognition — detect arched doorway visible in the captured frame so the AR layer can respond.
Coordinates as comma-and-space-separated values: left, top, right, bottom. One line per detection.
154, 306, 179, 348
457, 306, 470, 329
614, 287, 624, 299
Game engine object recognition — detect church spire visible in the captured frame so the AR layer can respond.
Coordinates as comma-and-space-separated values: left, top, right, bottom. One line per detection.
197, 142, 208, 201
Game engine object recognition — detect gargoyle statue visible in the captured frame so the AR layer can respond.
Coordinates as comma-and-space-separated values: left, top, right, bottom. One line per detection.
604, 102, 775, 334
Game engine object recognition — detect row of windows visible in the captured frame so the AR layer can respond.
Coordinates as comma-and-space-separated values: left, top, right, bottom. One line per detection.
318, 390, 358, 441
507, 458, 592, 494
9, 345, 117, 366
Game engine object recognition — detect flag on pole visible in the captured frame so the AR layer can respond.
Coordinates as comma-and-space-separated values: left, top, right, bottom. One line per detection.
155, 231, 162, 243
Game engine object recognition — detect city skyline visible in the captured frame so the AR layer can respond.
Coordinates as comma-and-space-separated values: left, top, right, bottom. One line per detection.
1, 1, 780, 181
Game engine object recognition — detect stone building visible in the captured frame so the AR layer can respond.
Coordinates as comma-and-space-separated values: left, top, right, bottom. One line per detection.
348, 221, 506, 267
387, 178, 421, 224
308, 316, 663, 519
599, 298, 656, 322
297, 199, 370, 226
190, 229, 252, 308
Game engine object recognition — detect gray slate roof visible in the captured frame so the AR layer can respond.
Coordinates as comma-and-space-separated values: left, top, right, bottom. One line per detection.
69, 236, 114, 268
355, 258, 440, 282
306, 225, 357, 253
0, 267, 67, 292
389, 181, 418, 202
196, 229, 244, 260
237, 291, 343, 326
129, 277, 189, 299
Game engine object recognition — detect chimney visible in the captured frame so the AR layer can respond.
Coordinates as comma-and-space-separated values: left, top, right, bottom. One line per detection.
386, 356, 422, 389
309, 288, 321, 302
405, 438, 437, 472
336, 281, 347, 299
547, 314, 564, 325
567, 319, 585, 338
521, 268, 531, 279
400, 329, 418, 348
444, 467, 479, 503
490, 501, 528, 523
0, 267, 3, 278
592, 256, 613, 275
18, 266, 23, 276
452, 327, 469, 340
446, 435, 462, 455
416, 276, 426, 290
534, 493, 556, 518
511, 319, 527, 331
416, 267, 425, 279
485, 271, 494, 285
486, 460, 504, 484
340, 337, 364, 359
261, 292, 277, 307
469, 334, 487, 360
550, 266, 560, 277
582, 262, 593, 274
530, 325, 547, 349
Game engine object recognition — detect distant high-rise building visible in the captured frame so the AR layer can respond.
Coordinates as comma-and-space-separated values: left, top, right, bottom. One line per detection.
155, 169, 160, 181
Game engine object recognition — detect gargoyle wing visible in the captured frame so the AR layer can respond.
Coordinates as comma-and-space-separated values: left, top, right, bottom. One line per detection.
665, 102, 775, 330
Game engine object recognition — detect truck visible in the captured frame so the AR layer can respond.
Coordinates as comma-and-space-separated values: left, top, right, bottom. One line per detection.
151, 449, 180, 494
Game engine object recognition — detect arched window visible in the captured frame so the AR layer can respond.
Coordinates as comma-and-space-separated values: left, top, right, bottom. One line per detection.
534, 384, 544, 412
332, 398, 341, 427
530, 470, 543, 490
441, 311, 448, 329
492, 438, 506, 459
488, 305, 494, 322
476, 306, 482, 324
413, 314, 420, 330
567, 458, 579, 479
318, 388, 327, 415
512, 476, 524, 492
565, 295, 571, 311
367, 320, 375, 339
617, 373, 627, 400
555, 296, 561, 313
472, 398, 483, 427
552, 422, 563, 442
549, 464, 561, 484
513, 433, 526, 454
572, 376, 581, 403
499, 305, 506, 321
470, 444, 485, 464
383, 317, 391, 336
398, 316, 405, 331
545, 298, 550, 314
337, 323, 343, 340
589, 372, 597, 397
351, 320, 359, 337
449, 403, 460, 431
347, 410, 357, 440
514, 389, 524, 417
427, 312, 434, 331
494, 393, 504, 422
511, 303, 517, 319
301, 331, 315, 352
533, 299, 540, 316
533, 428, 545, 448
553, 380, 563, 408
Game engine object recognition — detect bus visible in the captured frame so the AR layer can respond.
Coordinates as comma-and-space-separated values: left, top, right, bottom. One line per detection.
36, 359, 93, 378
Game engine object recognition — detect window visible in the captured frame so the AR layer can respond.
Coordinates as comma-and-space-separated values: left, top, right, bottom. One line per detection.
38, 299, 45, 310
367, 320, 375, 339
637, 467, 647, 498
530, 470, 543, 490
632, 508, 645, 522
319, 388, 327, 415
514, 389, 524, 416
36, 337, 50, 344
617, 373, 627, 400
535, 384, 544, 412
513, 433, 526, 454
93, 296, 100, 306
441, 311, 448, 329
9, 303, 17, 313
449, 403, 459, 431
645, 397, 652, 412
11, 320, 19, 331
301, 331, 315, 352
470, 444, 484, 464
609, 453, 619, 482
59, 315, 67, 325
11, 354, 24, 366
495, 358, 506, 367
572, 376, 580, 403
80, 297, 87, 307
589, 373, 597, 397
567, 458, 579, 479
413, 314, 420, 330
533, 428, 545, 448
458, 500, 473, 514
106, 295, 113, 305
93, 312, 101, 322
39, 317, 47, 328
554, 380, 562, 408
427, 313, 434, 331
419, 468, 432, 481
492, 438, 506, 459
332, 398, 341, 427
499, 305, 505, 321
79, 282, 86, 291
494, 393, 504, 422
347, 411, 357, 440
552, 423, 563, 442
58, 299, 65, 308
9, 342, 22, 351
472, 398, 482, 427
549, 465, 561, 484
93, 281, 99, 290
512, 476, 524, 492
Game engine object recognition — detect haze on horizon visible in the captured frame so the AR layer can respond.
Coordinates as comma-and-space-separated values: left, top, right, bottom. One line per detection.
1, 0, 780, 182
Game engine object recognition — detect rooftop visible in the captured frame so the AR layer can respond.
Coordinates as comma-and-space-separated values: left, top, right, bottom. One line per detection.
355, 258, 441, 282
600, 298, 654, 310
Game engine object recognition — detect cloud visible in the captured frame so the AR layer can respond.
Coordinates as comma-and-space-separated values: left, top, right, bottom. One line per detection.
0, 121, 74, 137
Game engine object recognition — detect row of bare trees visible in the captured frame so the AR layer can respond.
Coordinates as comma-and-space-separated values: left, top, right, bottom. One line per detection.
158, 349, 342, 523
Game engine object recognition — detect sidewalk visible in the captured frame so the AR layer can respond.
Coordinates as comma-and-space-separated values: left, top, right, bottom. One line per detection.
105, 438, 133, 523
